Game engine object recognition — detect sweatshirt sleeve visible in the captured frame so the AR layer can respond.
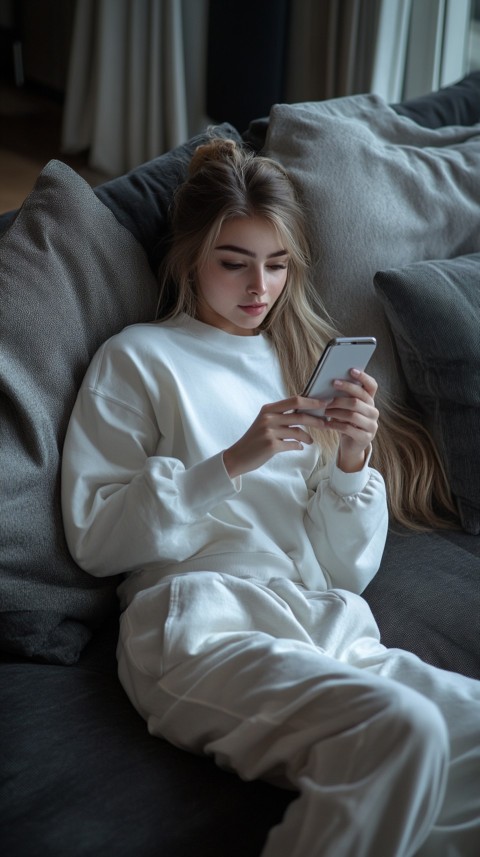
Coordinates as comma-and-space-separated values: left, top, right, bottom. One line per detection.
61, 349, 240, 578
304, 450, 389, 594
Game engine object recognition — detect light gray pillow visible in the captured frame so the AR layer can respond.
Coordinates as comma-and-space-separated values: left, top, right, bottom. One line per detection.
0, 161, 159, 663
374, 254, 480, 535
265, 94, 480, 401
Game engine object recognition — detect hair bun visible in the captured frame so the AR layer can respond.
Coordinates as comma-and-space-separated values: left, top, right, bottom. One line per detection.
189, 138, 240, 176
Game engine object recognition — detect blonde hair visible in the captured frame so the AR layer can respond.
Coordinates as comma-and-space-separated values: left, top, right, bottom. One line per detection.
157, 136, 460, 532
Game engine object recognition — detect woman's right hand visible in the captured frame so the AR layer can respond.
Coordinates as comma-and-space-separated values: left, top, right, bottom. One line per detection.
222, 396, 330, 479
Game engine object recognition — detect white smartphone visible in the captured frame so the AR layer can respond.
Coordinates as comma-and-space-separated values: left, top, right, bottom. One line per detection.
297, 336, 377, 417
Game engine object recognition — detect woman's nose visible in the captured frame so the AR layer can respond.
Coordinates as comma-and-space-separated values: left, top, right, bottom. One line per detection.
247, 268, 267, 294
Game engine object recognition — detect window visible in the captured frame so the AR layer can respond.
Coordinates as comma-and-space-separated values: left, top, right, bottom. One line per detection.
467, 0, 480, 70
371, 0, 472, 102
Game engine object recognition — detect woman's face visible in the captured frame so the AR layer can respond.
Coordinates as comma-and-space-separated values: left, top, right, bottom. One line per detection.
194, 216, 289, 336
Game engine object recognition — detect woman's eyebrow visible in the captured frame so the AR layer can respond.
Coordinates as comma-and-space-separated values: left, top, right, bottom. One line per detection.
215, 244, 288, 258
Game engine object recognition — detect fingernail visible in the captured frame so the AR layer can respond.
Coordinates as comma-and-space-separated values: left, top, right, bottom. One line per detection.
351, 368, 361, 377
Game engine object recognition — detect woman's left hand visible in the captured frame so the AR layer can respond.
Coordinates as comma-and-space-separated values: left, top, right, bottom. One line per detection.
322, 368, 379, 473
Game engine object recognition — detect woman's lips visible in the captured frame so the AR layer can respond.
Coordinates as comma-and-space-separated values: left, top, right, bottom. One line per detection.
239, 304, 267, 316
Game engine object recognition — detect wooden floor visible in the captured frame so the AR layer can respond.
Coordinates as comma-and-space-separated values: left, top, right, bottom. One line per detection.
0, 81, 109, 214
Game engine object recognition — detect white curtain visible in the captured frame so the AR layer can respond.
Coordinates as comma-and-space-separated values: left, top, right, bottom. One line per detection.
286, 0, 471, 106
61, 0, 210, 176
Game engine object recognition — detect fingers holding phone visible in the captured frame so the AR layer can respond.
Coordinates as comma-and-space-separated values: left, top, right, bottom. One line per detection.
325, 369, 378, 426
223, 336, 380, 479
323, 368, 380, 472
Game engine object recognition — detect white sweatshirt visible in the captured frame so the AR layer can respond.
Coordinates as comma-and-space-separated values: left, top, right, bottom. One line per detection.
61, 315, 388, 605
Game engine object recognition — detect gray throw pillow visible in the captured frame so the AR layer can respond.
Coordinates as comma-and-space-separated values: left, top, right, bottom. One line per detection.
374, 254, 480, 535
264, 95, 480, 403
0, 161, 159, 663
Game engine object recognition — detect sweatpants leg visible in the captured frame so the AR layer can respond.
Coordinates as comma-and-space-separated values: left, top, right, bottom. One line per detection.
346, 643, 480, 857
117, 573, 475, 857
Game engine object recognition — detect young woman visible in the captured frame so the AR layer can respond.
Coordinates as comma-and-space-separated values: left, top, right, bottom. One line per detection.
62, 138, 480, 857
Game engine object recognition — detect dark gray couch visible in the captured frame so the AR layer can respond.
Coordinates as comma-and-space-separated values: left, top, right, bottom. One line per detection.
1, 75, 480, 856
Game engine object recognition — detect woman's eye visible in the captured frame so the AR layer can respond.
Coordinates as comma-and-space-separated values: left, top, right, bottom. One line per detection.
220, 260, 288, 271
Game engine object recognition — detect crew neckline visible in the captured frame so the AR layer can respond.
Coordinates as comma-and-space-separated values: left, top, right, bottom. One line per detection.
164, 314, 274, 354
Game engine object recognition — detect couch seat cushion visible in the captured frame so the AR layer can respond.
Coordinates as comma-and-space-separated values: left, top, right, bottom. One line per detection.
0, 657, 292, 857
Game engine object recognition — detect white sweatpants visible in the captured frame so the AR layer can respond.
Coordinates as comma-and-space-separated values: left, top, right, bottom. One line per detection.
117, 572, 480, 857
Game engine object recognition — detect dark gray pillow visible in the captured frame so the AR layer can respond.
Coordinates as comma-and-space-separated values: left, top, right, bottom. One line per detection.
0, 161, 159, 664
95, 122, 242, 272
374, 254, 480, 535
